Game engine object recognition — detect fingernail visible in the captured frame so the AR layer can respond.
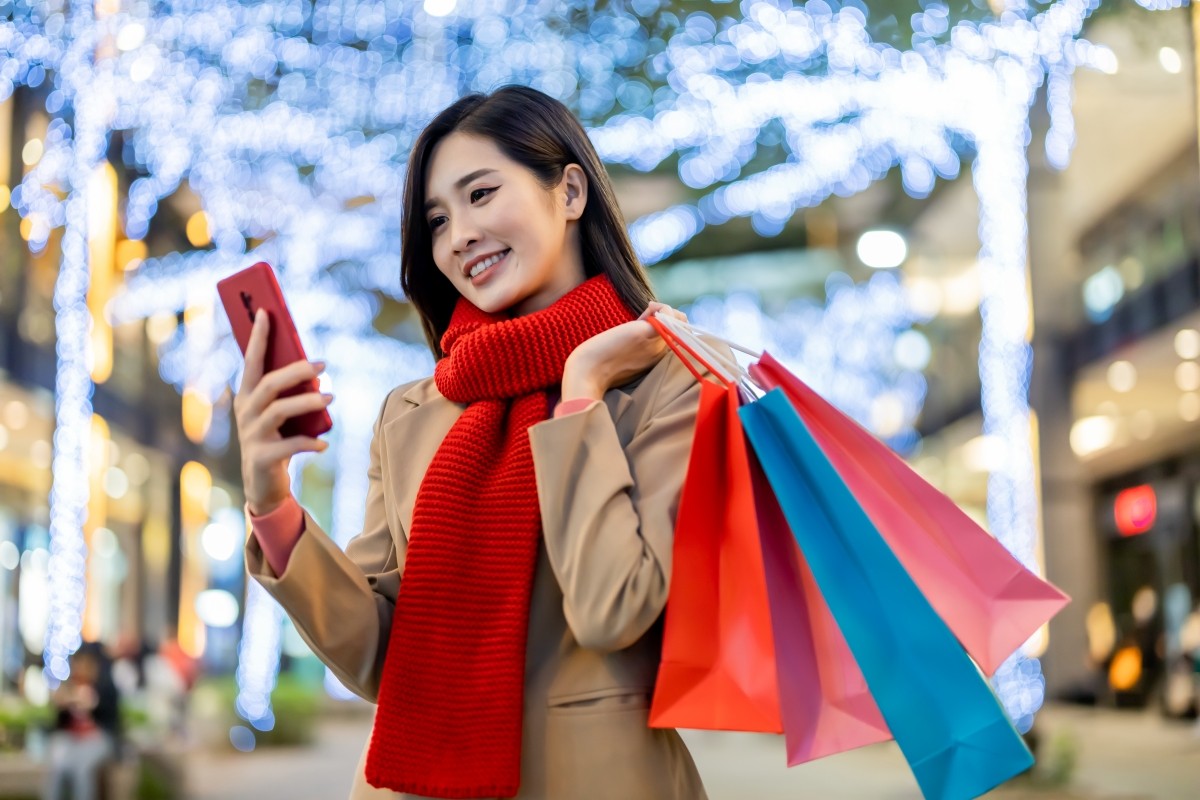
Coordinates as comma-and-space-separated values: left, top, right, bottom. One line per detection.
313, 361, 326, 372
254, 309, 264, 323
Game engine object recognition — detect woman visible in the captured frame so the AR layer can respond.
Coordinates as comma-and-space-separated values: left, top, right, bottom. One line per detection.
237, 85, 711, 799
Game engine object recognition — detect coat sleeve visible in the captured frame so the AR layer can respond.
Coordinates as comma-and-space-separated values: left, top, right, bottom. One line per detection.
528, 352, 702, 653
244, 386, 406, 703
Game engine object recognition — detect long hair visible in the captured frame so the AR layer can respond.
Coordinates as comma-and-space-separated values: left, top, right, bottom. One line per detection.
400, 85, 656, 359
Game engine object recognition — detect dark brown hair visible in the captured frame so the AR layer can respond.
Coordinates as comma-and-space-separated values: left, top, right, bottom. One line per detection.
400, 85, 656, 359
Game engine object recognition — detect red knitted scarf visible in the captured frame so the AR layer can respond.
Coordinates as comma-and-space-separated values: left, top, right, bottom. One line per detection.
364, 276, 636, 798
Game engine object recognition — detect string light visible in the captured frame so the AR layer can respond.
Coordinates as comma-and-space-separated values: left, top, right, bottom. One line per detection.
3, 0, 1164, 730
234, 582, 282, 733
687, 272, 929, 453
43, 11, 111, 684
321, 339, 431, 699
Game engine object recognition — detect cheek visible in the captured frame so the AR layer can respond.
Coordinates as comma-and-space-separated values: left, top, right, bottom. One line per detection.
489, 204, 525, 245
431, 236, 456, 280
501, 205, 556, 260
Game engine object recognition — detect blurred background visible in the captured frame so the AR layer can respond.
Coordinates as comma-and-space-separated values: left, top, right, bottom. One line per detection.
0, 0, 1198, 797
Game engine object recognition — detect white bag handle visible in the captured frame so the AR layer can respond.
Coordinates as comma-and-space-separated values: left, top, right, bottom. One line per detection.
653, 312, 765, 399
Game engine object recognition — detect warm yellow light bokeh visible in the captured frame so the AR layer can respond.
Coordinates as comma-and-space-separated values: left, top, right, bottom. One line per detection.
178, 461, 212, 659
186, 211, 212, 247
87, 162, 119, 384
142, 516, 170, 573
18, 214, 37, 241
146, 311, 178, 345
180, 460, 213, 526
182, 387, 213, 444
21, 138, 42, 166
1108, 645, 1143, 692
115, 238, 148, 272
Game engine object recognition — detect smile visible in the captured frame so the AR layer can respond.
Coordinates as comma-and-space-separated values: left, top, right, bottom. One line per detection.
468, 249, 511, 283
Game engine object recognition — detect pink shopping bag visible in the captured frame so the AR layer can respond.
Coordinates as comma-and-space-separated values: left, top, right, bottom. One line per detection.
649, 318, 892, 763
751, 353, 1069, 674
750, 450, 892, 764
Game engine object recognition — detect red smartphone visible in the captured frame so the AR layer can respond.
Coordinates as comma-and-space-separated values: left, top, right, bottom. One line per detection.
217, 262, 333, 439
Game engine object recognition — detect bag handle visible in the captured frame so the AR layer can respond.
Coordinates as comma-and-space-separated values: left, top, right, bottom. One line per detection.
650, 315, 766, 405
651, 313, 767, 400
648, 316, 728, 386
667, 318, 763, 360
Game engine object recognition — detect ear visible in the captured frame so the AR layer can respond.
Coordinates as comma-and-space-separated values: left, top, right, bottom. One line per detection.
561, 164, 588, 221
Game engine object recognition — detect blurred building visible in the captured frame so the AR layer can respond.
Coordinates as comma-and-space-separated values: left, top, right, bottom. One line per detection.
619, 4, 1200, 722
0, 82, 251, 702
898, 8, 1200, 718
0, 0, 1193, 741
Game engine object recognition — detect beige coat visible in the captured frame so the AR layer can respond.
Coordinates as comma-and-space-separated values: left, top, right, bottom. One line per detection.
245, 348, 712, 800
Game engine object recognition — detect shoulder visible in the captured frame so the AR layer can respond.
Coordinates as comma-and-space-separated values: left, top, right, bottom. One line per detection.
651, 333, 735, 397
375, 375, 439, 425
619, 334, 733, 420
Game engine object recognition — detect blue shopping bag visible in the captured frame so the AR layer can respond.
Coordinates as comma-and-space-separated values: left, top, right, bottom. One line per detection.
740, 389, 1033, 800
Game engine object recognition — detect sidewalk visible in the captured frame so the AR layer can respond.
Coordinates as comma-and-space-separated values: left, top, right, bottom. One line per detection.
182, 703, 1200, 799
683, 704, 1199, 799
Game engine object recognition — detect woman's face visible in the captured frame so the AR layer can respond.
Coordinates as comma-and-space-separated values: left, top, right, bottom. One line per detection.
424, 132, 587, 317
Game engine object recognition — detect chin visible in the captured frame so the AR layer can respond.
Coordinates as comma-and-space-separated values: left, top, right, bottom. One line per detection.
465, 284, 525, 316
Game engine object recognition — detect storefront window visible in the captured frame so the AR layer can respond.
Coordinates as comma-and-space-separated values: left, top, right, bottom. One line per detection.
1079, 150, 1200, 323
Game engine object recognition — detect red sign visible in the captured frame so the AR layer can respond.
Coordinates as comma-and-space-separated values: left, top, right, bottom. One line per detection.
1114, 485, 1156, 537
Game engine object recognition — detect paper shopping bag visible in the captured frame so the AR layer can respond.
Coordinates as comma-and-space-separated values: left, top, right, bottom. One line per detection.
749, 449, 892, 764
649, 377, 782, 732
649, 320, 892, 763
750, 354, 1068, 674
741, 389, 1034, 800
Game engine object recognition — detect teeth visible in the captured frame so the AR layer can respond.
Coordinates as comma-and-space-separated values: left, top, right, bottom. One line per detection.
470, 250, 508, 278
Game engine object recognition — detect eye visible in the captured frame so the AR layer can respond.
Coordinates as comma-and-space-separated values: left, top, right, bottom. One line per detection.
470, 187, 496, 203
428, 215, 446, 231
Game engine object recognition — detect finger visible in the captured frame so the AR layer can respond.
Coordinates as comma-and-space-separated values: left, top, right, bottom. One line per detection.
259, 392, 334, 432
639, 301, 671, 321
647, 304, 687, 325
241, 309, 269, 391
246, 359, 326, 419
655, 303, 686, 322
254, 436, 330, 465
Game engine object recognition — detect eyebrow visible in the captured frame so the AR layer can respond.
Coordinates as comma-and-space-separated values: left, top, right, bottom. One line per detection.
424, 168, 498, 213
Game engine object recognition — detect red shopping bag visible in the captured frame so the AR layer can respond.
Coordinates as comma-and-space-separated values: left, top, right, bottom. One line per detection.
649, 376, 782, 732
749, 452, 892, 764
649, 320, 893, 763
750, 353, 1069, 674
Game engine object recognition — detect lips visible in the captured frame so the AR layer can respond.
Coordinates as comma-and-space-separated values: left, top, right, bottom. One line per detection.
467, 249, 511, 286
463, 248, 511, 278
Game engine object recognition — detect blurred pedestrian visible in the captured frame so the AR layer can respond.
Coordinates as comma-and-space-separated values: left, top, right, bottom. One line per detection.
142, 631, 198, 743
42, 642, 121, 800
1186, 606, 1200, 735
1193, 645, 1200, 736
236, 85, 713, 798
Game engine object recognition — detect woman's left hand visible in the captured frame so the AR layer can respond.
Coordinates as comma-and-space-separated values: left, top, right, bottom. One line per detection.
562, 301, 687, 400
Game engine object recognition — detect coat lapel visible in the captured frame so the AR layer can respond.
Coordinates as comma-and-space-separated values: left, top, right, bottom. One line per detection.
382, 379, 463, 542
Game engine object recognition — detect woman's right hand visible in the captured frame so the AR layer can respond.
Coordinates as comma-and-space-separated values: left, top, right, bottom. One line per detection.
233, 308, 333, 516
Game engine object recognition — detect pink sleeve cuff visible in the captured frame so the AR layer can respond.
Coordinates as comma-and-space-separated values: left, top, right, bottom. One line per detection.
249, 496, 304, 576
554, 398, 601, 418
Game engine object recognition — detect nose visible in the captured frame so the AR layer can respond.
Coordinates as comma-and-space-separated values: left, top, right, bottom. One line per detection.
449, 216, 479, 256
